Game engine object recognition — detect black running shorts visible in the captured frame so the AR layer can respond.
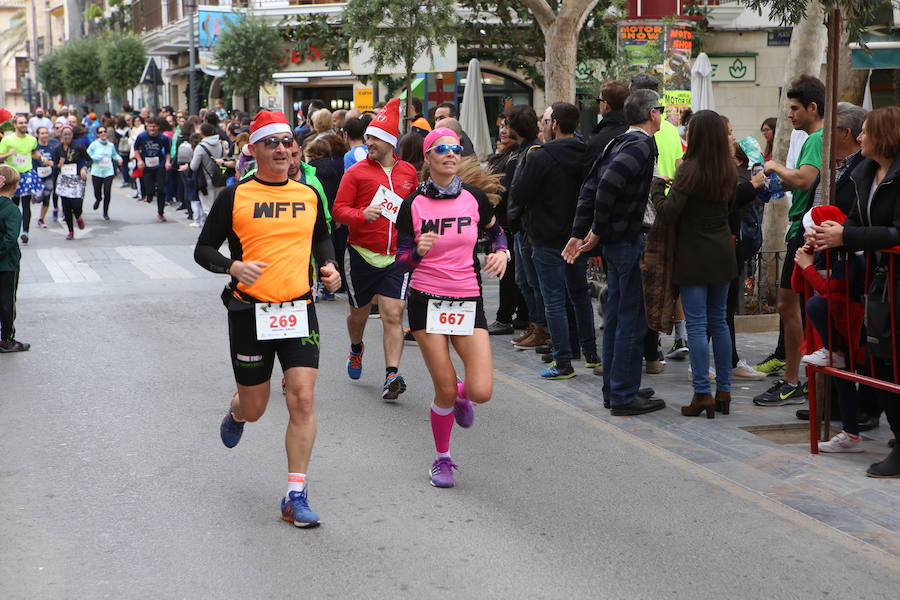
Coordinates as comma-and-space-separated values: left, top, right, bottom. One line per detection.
227, 302, 320, 386
406, 288, 487, 333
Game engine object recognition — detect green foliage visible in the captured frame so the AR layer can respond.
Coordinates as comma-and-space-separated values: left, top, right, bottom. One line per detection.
343, 0, 457, 83
1, 9, 27, 61
58, 38, 102, 96
100, 34, 147, 95
457, 0, 620, 89
37, 51, 66, 98
740, 0, 897, 42
213, 13, 284, 109
281, 12, 349, 72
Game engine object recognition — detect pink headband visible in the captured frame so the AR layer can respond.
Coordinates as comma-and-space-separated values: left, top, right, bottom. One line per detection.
423, 127, 460, 154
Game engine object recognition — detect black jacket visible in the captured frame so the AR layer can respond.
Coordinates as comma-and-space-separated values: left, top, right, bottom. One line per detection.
807, 151, 866, 218
501, 138, 538, 235
584, 110, 628, 174
843, 154, 900, 252
508, 137, 587, 250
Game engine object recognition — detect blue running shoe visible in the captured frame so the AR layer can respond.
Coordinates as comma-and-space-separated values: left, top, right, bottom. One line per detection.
454, 378, 474, 428
220, 410, 244, 448
430, 457, 458, 488
382, 372, 407, 400
280, 490, 320, 528
347, 343, 364, 380
541, 364, 576, 380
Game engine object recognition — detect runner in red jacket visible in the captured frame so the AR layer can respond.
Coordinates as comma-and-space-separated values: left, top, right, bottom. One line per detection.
331, 98, 419, 400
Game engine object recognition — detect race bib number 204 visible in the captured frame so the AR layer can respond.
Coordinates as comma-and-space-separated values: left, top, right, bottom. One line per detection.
254, 302, 309, 341
369, 185, 404, 223
426, 300, 476, 336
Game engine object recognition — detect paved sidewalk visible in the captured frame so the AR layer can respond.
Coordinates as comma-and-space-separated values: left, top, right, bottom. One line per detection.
480, 279, 900, 559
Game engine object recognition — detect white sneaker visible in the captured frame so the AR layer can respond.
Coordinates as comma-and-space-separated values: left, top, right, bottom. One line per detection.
688, 365, 716, 381
733, 359, 766, 380
818, 430, 863, 453
189, 221, 202, 228
801, 348, 846, 369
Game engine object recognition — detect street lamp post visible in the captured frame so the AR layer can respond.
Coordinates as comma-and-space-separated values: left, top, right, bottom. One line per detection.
187, 0, 198, 115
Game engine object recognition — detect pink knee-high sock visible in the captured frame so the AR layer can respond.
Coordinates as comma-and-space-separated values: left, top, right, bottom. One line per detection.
430, 402, 454, 455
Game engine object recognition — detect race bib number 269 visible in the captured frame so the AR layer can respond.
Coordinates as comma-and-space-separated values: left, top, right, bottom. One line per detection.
254, 302, 309, 340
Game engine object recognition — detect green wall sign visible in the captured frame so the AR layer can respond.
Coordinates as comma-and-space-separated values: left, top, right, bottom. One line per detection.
708, 55, 757, 83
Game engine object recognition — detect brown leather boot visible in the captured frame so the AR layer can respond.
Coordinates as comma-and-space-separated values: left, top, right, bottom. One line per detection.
512, 324, 535, 345
515, 326, 549, 350
714, 391, 732, 415
681, 393, 715, 418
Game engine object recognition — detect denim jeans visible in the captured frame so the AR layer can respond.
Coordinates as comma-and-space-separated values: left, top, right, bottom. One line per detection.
601, 236, 647, 406
514, 233, 546, 328
531, 247, 596, 366
680, 283, 732, 394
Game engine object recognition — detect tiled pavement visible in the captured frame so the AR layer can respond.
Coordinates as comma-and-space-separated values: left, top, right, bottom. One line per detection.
480, 279, 900, 559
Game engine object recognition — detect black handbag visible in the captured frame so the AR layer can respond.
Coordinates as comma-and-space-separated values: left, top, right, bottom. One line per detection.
864, 262, 900, 361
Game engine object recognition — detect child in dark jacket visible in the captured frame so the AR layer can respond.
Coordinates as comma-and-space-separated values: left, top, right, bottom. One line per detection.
0, 164, 29, 352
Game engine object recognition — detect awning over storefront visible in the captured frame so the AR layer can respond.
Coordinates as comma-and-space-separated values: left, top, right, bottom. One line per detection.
851, 27, 900, 69
851, 41, 900, 69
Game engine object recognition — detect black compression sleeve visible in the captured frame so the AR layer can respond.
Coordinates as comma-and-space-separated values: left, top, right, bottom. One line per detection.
194, 187, 235, 273
311, 186, 337, 267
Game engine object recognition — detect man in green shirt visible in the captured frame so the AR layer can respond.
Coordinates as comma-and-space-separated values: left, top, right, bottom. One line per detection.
755, 75, 825, 407
0, 114, 52, 244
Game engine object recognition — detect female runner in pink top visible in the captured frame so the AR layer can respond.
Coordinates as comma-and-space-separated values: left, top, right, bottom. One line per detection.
395, 128, 509, 488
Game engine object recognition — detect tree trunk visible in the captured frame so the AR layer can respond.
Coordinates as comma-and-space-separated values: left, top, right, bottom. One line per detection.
542, 19, 579, 105
521, 0, 599, 106
836, 5, 867, 105
759, 2, 825, 302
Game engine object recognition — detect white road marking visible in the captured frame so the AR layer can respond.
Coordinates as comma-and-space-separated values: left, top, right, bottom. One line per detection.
36, 248, 101, 283
115, 246, 194, 280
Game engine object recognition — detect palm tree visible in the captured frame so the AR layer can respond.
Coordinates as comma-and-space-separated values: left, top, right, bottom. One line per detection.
0, 9, 28, 63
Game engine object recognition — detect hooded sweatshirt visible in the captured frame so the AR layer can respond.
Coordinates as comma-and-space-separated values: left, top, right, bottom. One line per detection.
508, 137, 587, 250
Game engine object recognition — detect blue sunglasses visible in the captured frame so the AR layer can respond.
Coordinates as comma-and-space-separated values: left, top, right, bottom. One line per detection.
428, 144, 463, 155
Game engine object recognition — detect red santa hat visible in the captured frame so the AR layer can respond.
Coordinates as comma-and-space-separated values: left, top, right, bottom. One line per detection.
0, 108, 11, 123
249, 110, 292, 144
802, 205, 847, 233
365, 97, 400, 147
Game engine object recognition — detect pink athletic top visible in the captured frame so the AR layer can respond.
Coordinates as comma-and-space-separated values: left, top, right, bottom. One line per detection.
396, 183, 494, 298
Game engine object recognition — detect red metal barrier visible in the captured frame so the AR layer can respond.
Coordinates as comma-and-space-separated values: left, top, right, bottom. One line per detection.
804, 246, 900, 454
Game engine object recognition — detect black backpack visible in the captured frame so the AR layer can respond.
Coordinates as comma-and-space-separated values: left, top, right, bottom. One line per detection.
201, 144, 227, 188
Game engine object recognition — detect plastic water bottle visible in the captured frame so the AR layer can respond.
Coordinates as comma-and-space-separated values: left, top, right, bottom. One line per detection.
767, 173, 785, 200
753, 165, 771, 202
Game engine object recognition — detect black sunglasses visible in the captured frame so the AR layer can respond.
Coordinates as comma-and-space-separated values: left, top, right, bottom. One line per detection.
596, 97, 606, 104
259, 136, 294, 148
653, 106, 665, 113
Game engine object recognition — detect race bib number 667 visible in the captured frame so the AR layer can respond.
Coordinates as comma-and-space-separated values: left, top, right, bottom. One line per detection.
426, 300, 476, 336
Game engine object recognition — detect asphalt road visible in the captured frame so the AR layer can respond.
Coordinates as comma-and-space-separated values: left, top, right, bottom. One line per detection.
2, 187, 899, 599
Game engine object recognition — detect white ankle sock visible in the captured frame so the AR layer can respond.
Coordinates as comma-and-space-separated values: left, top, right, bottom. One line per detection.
287, 473, 306, 497
431, 402, 454, 416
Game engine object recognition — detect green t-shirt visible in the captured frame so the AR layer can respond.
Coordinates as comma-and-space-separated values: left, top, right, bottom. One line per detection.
654, 119, 684, 180
788, 128, 822, 240
0, 133, 37, 173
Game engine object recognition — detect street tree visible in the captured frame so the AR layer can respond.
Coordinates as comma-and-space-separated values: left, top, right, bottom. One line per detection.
519, 0, 604, 105
58, 37, 102, 97
457, 0, 617, 91
213, 14, 284, 111
343, 0, 456, 125
100, 34, 147, 99
37, 51, 66, 99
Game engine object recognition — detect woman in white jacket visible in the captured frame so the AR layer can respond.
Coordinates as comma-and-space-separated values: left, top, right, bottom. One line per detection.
189, 122, 225, 224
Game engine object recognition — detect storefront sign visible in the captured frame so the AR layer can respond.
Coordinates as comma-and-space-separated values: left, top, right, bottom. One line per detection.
708, 55, 757, 82
354, 88, 374, 112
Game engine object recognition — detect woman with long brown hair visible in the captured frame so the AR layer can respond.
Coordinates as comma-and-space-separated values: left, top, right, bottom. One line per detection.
651, 109, 737, 418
